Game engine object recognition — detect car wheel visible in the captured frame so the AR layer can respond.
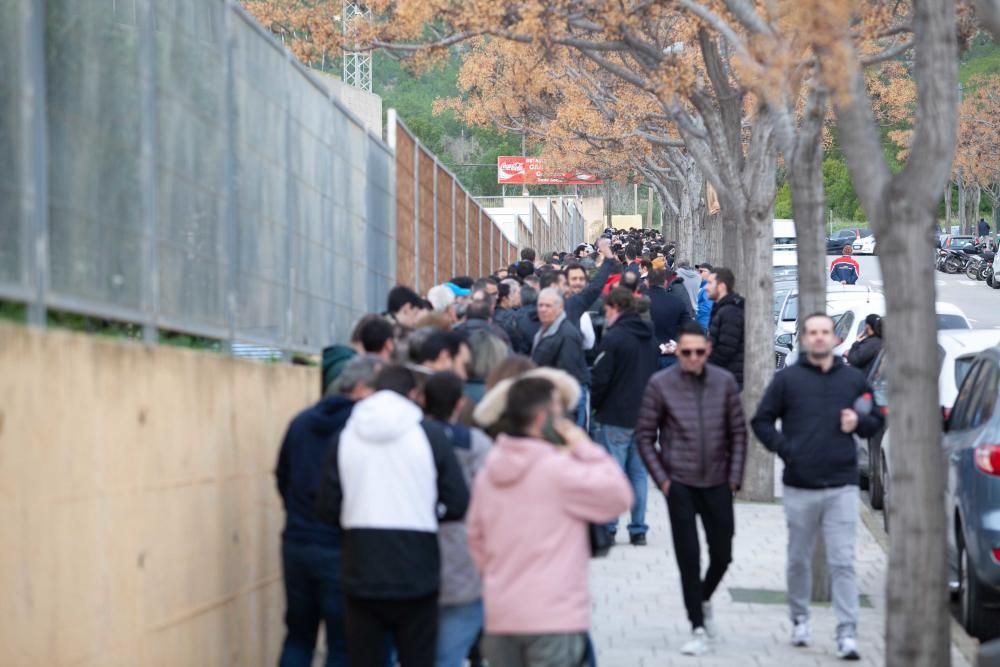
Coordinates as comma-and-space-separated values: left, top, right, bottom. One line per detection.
959, 536, 1000, 640
869, 439, 885, 510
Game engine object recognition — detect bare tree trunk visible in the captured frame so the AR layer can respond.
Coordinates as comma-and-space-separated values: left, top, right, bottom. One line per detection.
820, 0, 958, 662
957, 177, 967, 235
971, 184, 982, 232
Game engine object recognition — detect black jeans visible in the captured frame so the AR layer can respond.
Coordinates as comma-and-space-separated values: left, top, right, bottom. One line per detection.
345, 592, 438, 667
666, 481, 735, 629
279, 540, 348, 667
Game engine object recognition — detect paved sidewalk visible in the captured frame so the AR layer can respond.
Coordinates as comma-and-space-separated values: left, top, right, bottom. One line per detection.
589, 493, 970, 666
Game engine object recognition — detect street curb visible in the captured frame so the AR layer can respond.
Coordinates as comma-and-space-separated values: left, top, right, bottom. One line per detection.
858, 500, 980, 665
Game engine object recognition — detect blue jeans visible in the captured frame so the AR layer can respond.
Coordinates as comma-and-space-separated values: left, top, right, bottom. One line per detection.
576, 384, 590, 431
435, 600, 484, 667
279, 540, 348, 667
593, 422, 648, 536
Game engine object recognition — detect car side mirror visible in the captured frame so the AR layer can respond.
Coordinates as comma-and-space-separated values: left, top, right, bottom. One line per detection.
776, 333, 794, 350
941, 406, 950, 432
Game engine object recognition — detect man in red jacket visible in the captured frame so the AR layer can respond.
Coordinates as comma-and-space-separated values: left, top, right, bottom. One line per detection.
635, 321, 748, 657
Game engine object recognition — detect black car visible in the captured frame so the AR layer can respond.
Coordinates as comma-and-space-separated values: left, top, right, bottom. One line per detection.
826, 228, 872, 254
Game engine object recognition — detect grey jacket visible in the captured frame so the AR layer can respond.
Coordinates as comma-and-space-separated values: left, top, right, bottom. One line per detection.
675, 267, 701, 312
438, 424, 491, 606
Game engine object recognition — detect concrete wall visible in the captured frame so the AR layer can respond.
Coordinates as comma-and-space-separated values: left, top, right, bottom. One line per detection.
0, 324, 317, 666
314, 71, 383, 136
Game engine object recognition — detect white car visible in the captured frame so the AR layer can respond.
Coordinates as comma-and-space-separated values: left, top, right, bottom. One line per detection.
776, 286, 886, 366
773, 248, 798, 280
853, 235, 877, 255
860, 326, 993, 528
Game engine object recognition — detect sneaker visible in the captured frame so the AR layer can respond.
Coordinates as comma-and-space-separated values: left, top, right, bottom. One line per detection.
630, 533, 647, 546
681, 628, 709, 656
837, 636, 861, 661
702, 601, 717, 639
791, 617, 810, 647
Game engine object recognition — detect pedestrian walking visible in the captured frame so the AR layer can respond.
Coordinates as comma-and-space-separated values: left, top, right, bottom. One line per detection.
467, 372, 632, 666
316, 364, 470, 667
829, 246, 861, 285
421, 372, 492, 667
531, 288, 590, 429
751, 313, 884, 661
635, 322, 747, 656
590, 288, 660, 546
276, 355, 384, 667
705, 267, 745, 389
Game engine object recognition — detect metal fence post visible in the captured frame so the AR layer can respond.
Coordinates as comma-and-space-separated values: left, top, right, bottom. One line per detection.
413, 145, 420, 294
465, 194, 469, 275
222, 0, 238, 350
24, 0, 49, 327
432, 162, 438, 285
283, 50, 295, 351
138, 0, 159, 344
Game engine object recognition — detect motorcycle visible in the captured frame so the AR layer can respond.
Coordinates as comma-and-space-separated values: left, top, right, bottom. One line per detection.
965, 250, 994, 280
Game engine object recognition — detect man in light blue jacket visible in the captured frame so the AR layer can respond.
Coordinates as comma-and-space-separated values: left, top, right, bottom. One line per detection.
696, 263, 715, 330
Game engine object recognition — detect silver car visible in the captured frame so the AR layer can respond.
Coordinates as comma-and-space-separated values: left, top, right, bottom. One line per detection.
943, 346, 1000, 640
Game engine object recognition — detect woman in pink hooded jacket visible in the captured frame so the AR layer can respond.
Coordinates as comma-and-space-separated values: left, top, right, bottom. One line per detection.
467, 371, 633, 665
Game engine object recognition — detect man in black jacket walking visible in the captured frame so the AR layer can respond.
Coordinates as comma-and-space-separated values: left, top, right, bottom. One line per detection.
590, 288, 660, 546
751, 313, 883, 661
706, 267, 745, 388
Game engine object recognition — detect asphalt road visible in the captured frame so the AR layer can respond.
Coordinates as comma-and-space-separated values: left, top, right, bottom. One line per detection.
851, 254, 1000, 330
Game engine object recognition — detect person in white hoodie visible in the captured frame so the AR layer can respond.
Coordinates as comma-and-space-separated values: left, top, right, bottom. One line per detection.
316, 364, 470, 667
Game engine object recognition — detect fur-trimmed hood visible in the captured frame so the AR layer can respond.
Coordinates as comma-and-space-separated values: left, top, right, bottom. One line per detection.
472, 367, 582, 428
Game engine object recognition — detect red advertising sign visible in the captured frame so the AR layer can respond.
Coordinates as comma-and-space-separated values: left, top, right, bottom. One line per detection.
497, 156, 603, 185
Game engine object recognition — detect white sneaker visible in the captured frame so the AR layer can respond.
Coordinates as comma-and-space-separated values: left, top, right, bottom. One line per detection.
681, 628, 709, 656
702, 601, 717, 639
791, 617, 810, 647
837, 636, 861, 661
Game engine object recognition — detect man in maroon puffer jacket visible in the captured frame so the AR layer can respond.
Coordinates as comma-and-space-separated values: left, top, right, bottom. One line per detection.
635, 321, 748, 657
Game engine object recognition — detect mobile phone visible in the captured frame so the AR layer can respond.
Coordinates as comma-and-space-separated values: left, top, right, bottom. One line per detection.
541, 413, 566, 445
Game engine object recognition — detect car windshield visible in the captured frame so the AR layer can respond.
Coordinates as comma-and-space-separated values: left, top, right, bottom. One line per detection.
774, 266, 798, 280
774, 289, 790, 320
955, 356, 976, 388
859, 229, 873, 237
782, 293, 798, 321
936, 314, 970, 330
951, 237, 974, 248
774, 237, 796, 246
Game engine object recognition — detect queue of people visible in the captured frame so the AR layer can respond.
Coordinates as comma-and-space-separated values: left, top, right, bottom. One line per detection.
274, 227, 881, 666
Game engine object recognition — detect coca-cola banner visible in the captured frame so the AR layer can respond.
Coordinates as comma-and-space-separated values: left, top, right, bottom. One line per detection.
497, 156, 604, 185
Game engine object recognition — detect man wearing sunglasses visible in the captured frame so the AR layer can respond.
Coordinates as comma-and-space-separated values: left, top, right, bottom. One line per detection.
635, 322, 748, 657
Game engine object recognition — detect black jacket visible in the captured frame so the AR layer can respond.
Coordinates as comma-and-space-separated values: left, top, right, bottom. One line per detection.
455, 317, 511, 347
751, 357, 884, 489
708, 293, 745, 388
565, 260, 614, 327
846, 335, 882, 378
493, 307, 526, 353
647, 285, 693, 346
531, 314, 590, 385
276, 395, 354, 548
667, 278, 695, 319
591, 313, 660, 428
513, 305, 541, 355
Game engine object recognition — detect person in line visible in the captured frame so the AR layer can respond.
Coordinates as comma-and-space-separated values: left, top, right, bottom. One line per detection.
647, 268, 693, 369
590, 288, 660, 546
531, 288, 591, 429
322, 315, 394, 393
674, 260, 701, 313
829, 245, 861, 285
512, 285, 541, 355
751, 313, 884, 661
521, 247, 537, 269
276, 355, 384, 667
494, 281, 527, 352
564, 263, 598, 350
421, 372, 492, 667
635, 322, 747, 656
316, 365, 470, 667
467, 374, 633, 666
542, 238, 615, 328
455, 297, 512, 348
696, 263, 715, 330
706, 268, 745, 389
386, 286, 430, 336
846, 314, 882, 378
415, 330, 472, 380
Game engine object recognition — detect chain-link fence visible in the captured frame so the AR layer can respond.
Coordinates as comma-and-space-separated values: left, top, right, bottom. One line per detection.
0, 0, 395, 354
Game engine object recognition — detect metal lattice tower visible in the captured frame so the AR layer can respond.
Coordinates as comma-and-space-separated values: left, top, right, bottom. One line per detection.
342, 1, 372, 92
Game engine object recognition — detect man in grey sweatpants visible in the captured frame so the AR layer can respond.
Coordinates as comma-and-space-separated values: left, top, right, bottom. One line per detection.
751, 313, 883, 662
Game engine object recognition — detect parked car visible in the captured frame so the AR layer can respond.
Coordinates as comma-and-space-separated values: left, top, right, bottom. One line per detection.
773, 249, 798, 281
942, 346, 1000, 639
852, 235, 877, 255
943, 235, 977, 251
773, 279, 798, 327
773, 218, 797, 249
826, 228, 872, 254
861, 327, 996, 516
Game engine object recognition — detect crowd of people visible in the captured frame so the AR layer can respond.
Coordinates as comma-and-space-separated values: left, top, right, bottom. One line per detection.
274, 227, 883, 666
